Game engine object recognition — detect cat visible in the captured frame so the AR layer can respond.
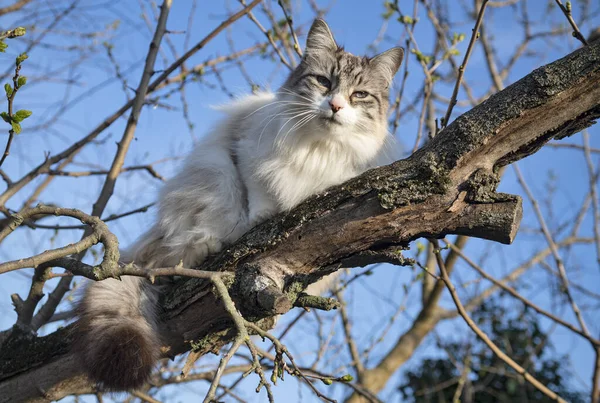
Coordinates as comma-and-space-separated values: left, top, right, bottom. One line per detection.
75, 18, 404, 391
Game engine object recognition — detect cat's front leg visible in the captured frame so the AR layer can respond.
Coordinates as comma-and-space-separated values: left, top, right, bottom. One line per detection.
246, 179, 279, 227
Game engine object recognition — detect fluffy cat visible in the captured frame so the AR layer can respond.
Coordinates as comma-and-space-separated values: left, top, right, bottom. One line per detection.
75, 19, 404, 390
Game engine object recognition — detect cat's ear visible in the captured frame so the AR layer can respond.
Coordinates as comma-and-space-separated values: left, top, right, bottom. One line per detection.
305, 19, 337, 55
370, 47, 405, 85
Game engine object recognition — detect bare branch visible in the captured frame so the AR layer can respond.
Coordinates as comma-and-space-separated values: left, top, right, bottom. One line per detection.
554, 0, 589, 46
431, 239, 567, 402
442, 0, 489, 128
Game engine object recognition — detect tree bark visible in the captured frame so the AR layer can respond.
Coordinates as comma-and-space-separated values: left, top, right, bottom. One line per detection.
0, 41, 599, 403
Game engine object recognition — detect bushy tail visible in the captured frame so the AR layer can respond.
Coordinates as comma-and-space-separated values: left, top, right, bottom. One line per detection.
74, 275, 161, 390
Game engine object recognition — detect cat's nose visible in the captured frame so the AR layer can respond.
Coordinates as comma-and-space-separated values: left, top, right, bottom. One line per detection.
329, 95, 345, 113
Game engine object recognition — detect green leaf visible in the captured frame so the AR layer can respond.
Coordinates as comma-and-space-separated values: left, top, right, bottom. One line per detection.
321, 378, 333, 385
4, 83, 12, 97
16, 52, 28, 65
17, 76, 26, 87
0, 41, 7, 53
0, 112, 10, 123
452, 32, 466, 44
12, 27, 26, 37
382, 10, 394, 19
11, 121, 21, 134
340, 374, 354, 382
13, 109, 32, 123
411, 49, 432, 64
399, 15, 414, 24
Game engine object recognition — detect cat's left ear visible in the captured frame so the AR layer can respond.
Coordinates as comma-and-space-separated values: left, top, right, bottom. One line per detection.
305, 19, 338, 55
370, 47, 405, 85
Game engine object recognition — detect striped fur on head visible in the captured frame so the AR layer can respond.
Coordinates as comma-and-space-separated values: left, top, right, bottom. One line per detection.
282, 19, 404, 136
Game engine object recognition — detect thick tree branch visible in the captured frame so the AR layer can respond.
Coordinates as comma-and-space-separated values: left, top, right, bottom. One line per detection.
0, 41, 599, 403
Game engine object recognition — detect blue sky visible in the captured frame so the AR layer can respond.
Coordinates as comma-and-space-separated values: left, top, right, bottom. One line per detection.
0, 1, 599, 401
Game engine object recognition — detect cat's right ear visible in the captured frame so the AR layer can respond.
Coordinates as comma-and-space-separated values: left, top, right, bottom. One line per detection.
305, 19, 337, 55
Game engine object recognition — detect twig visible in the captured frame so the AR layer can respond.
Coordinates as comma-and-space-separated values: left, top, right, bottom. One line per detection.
554, 0, 589, 46
238, 0, 292, 70
155, 43, 265, 90
202, 276, 274, 403
47, 164, 165, 181
203, 336, 245, 403
442, 239, 600, 346
592, 348, 600, 403
0, 169, 10, 185
260, 2, 296, 66
130, 390, 163, 403
390, 38, 410, 137
334, 290, 365, 383
582, 130, 600, 269
0, 205, 119, 276
90, 0, 171, 220
0, 1, 78, 81
277, 0, 302, 57
547, 142, 600, 153
0, 50, 29, 168
430, 239, 567, 403
0, 130, 14, 168
441, 0, 489, 129
513, 164, 591, 337
245, 322, 337, 403
452, 351, 471, 403
19, 203, 154, 230
593, 349, 600, 403
13, 265, 51, 328
0, 27, 26, 41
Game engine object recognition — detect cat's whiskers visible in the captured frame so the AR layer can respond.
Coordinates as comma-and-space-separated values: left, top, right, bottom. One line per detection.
279, 114, 317, 146
276, 88, 316, 104
258, 110, 315, 150
244, 100, 312, 119
257, 107, 307, 126
273, 110, 317, 147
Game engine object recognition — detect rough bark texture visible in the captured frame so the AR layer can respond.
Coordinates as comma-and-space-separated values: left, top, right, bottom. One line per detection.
0, 41, 599, 403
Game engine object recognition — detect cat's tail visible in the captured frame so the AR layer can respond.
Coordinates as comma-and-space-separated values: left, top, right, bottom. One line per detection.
74, 275, 161, 390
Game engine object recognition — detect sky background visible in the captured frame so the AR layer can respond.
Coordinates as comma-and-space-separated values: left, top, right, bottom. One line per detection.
0, 0, 599, 402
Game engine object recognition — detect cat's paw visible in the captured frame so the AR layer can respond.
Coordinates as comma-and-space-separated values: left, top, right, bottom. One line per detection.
249, 210, 275, 227
182, 237, 223, 267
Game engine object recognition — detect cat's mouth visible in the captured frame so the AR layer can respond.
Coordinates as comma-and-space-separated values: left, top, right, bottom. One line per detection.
321, 115, 343, 126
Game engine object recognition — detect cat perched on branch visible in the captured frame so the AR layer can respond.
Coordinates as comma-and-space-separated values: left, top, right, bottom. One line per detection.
76, 18, 404, 391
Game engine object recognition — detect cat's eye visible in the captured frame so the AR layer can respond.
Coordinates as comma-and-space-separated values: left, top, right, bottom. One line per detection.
352, 91, 369, 99
315, 75, 331, 89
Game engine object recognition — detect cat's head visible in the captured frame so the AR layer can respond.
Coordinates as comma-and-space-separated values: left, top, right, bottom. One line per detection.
279, 19, 403, 150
